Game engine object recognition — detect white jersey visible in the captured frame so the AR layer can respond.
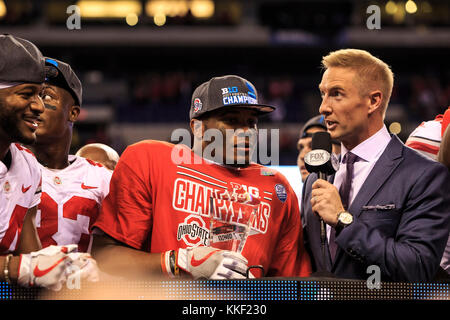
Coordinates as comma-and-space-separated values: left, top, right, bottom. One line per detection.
35, 155, 112, 252
406, 107, 450, 161
0, 144, 42, 253
406, 119, 442, 160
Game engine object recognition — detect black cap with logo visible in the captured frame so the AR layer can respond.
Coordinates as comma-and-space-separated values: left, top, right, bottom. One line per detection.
0, 34, 45, 84
44, 57, 82, 106
190, 75, 275, 120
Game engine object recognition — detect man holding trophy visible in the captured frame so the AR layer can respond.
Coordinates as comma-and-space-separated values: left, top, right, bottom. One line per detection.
91, 75, 311, 280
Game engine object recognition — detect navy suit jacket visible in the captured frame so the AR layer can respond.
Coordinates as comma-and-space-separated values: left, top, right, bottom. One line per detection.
301, 135, 450, 282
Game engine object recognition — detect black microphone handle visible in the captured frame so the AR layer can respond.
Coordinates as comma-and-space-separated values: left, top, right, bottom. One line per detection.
317, 172, 327, 266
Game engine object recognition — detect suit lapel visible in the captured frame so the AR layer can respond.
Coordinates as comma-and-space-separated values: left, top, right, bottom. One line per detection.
332, 135, 404, 268
349, 135, 404, 218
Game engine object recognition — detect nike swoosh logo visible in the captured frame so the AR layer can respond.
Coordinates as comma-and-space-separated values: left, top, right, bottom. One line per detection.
33, 257, 67, 278
190, 249, 221, 267
81, 183, 97, 190
22, 185, 31, 193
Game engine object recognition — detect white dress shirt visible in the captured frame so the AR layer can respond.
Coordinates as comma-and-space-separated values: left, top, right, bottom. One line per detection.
327, 125, 392, 243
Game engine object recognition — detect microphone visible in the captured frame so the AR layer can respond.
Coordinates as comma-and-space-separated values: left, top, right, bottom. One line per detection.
304, 131, 338, 178
304, 131, 339, 266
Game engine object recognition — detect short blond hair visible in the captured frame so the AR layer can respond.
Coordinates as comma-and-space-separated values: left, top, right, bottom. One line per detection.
321, 49, 394, 113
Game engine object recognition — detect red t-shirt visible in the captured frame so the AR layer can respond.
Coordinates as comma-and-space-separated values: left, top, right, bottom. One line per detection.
93, 140, 311, 277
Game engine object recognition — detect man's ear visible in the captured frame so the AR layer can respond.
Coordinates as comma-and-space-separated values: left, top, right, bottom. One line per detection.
68, 105, 80, 122
190, 119, 204, 138
367, 90, 383, 115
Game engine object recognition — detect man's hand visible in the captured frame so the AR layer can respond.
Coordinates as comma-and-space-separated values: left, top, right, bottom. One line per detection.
18, 245, 99, 291
176, 246, 249, 280
311, 179, 345, 227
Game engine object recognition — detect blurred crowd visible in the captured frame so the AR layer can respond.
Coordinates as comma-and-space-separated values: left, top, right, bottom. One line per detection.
97, 71, 450, 124
71, 68, 450, 164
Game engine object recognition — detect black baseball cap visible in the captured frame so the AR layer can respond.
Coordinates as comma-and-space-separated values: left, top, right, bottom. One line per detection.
300, 115, 340, 145
300, 115, 327, 138
190, 75, 275, 120
44, 57, 82, 106
0, 34, 45, 84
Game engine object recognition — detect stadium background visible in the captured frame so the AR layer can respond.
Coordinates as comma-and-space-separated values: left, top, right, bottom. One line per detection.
1, 1, 450, 303
1, 0, 449, 166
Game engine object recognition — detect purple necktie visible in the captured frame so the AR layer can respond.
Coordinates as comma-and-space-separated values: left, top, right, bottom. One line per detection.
329, 152, 359, 262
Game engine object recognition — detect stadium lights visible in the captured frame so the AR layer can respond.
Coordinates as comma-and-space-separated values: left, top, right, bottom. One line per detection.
145, 0, 214, 20
154, 12, 166, 26
385, 1, 406, 23
405, 0, 418, 14
386, 0, 429, 16
76, 0, 142, 18
389, 122, 402, 135
146, 0, 189, 18
190, 0, 214, 18
385, 1, 398, 15
0, 0, 6, 19
126, 12, 139, 26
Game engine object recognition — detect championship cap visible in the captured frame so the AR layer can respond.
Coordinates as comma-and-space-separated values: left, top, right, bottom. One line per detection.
44, 57, 82, 106
0, 34, 45, 84
190, 75, 275, 120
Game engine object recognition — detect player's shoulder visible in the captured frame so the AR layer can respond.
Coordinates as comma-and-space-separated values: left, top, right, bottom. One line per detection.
407, 119, 442, 142
124, 140, 176, 157
257, 165, 297, 205
405, 120, 442, 160
74, 155, 112, 178
11, 143, 36, 158
252, 163, 286, 179
250, 164, 295, 191
8, 144, 41, 185
10, 143, 39, 168
130, 139, 175, 149
78, 155, 105, 168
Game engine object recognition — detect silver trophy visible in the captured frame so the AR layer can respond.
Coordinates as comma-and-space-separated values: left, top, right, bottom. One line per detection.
208, 190, 258, 254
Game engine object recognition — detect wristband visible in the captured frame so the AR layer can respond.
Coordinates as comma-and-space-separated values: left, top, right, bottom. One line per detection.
3, 254, 13, 284
171, 250, 179, 277
161, 250, 177, 278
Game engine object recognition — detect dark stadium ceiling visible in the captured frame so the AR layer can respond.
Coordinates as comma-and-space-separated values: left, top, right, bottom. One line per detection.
0, 0, 449, 47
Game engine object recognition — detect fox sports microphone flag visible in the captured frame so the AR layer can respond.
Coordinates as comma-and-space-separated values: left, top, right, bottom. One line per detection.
304, 131, 338, 177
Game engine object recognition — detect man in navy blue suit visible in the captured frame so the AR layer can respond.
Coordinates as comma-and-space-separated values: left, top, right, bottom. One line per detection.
301, 48, 450, 282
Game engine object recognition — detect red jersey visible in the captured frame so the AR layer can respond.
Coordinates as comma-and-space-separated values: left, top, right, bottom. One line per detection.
36, 155, 112, 252
0, 144, 42, 253
93, 140, 311, 277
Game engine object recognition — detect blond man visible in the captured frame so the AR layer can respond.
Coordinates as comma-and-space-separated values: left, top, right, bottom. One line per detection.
301, 49, 450, 282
